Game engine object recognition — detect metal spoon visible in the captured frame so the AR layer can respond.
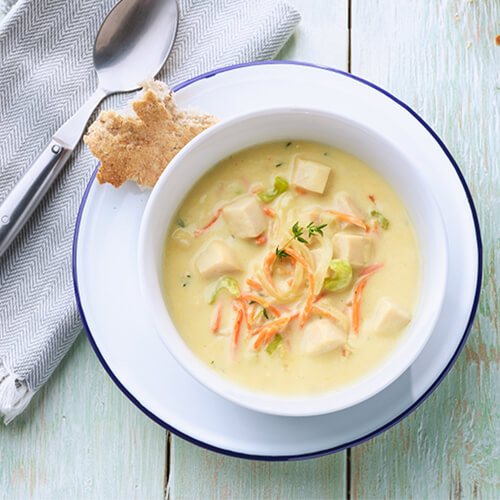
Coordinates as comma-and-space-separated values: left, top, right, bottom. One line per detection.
0, 0, 178, 258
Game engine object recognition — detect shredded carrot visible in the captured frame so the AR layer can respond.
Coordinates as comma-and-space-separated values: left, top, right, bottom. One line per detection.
251, 314, 296, 337
255, 234, 267, 245
251, 186, 263, 194
194, 208, 223, 236
210, 303, 222, 333
359, 262, 384, 277
351, 264, 383, 334
246, 276, 263, 291
295, 186, 307, 195
237, 298, 251, 331
371, 219, 379, 234
239, 292, 281, 318
262, 206, 276, 217
231, 304, 244, 348
369, 195, 375, 203
282, 247, 315, 327
311, 305, 340, 322
313, 292, 326, 304
263, 250, 278, 291
252, 314, 298, 349
326, 210, 369, 232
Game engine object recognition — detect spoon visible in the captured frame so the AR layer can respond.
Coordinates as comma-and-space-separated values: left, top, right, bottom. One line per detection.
0, 0, 178, 258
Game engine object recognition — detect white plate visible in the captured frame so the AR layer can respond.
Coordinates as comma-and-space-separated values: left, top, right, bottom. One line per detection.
73, 62, 481, 460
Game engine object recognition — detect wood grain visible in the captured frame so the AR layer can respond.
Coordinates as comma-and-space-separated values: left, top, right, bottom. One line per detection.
0, 333, 166, 499
169, 1, 350, 498
170, 439, 346, 500
350, 0, 499, 498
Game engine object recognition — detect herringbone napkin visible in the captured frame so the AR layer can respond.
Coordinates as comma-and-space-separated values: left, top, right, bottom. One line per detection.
0, 0, 300, 423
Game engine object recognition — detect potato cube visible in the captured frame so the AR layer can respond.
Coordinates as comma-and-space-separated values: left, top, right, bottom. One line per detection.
369, 297, 411, 335
222, 196, 267, 238
195, 240, 241, 279
292, 158, 331, 194
302, 318, 346, 355
333, 192, 365, 228
332, 233, 373, 267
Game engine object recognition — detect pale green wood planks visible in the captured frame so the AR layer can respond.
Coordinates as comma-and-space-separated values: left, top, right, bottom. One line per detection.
350, 0, 499, 498
0, 334, 166, 499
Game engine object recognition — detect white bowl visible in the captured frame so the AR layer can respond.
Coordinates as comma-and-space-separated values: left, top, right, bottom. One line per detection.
138, 107, 447, 417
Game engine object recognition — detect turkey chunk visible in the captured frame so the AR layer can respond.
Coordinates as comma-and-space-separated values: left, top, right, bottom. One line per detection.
302, 318, 346, 355
332, 233, 373, 267
195, 240, 241, 279
333, 192, 365, 228
370, 297, 411, 335
222, 196, 267, 238
292, 158, 331, 194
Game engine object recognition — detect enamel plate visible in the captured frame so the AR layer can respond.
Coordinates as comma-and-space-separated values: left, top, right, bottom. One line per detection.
73, 62, 481, 460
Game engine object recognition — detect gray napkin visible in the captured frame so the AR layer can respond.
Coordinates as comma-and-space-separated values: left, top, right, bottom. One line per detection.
0, 0, 300, 423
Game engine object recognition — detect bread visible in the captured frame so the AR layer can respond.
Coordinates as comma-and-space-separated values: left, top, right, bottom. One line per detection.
84, 80, 218, 188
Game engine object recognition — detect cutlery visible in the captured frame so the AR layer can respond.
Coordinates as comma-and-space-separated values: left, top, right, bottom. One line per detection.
0, 0, 178, 258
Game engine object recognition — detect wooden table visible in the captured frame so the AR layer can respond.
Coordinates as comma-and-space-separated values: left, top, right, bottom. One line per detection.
1, 1, 498, 498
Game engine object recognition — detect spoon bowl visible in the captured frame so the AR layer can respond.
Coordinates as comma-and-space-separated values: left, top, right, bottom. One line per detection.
0, 0, 178, 259
94, 0, 178, 92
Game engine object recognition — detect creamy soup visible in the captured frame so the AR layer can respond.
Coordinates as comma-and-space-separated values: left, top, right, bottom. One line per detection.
163, 140, 420, 395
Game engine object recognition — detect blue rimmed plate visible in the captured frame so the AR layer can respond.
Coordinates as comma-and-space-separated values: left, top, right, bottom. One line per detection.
73, 61, 481, 460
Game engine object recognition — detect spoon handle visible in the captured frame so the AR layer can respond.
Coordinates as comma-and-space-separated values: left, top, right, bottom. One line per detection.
0, 88, 107, 259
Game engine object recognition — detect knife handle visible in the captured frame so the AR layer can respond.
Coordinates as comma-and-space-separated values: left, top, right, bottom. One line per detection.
0, 140, 73, 258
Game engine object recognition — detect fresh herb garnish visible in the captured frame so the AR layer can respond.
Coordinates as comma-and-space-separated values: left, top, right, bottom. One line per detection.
275, 246, 291, 261
285, 141, 292, 148
275, 162, 283, 167
292, 221, 308, 243
275, 221, 328, 260
371, 210, 390, 230
177, 218, 185, 227
306, 221, 327, 239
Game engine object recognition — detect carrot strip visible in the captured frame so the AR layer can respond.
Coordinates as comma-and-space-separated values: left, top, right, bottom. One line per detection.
239, 292, 281, 318
359, 262, 384, 277
251, 314, 296, 337
263, 250, 278, 291
194, 208, 223, 236
295, 186, 307, 195
210, 303, 222, 333
246, 277, 263, 291
252, 314, 298, 349
231, 304, 244, 348
369, 195, 375, 203
262, 206, 276, 217
351, 264, 382, 334
326, 209, 369, 232
311, 305, 340, 322
282, 247, 315, 327
255, 234, 267, 245
237, 298, 251, 331
251, 186, 263, 194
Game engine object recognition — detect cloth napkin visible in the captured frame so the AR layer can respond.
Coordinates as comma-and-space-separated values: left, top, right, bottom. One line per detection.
0, 0, 300, 423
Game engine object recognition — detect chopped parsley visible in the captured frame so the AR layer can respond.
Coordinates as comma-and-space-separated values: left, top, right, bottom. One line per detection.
177, 218, 185, 228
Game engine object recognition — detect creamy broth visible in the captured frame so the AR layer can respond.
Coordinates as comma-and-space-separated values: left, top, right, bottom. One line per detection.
163, 140, 420, 395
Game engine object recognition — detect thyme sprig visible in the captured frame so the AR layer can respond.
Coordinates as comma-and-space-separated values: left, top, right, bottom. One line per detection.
275, 221, 327, 260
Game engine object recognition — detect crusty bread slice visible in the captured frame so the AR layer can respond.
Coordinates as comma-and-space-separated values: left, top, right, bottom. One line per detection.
84, 80, 217, 188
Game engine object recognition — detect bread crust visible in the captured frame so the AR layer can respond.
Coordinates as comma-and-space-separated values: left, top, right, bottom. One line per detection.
84, 81, 217, 188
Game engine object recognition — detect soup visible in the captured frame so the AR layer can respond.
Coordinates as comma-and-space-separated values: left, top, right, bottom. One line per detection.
163, 140, 420, 395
